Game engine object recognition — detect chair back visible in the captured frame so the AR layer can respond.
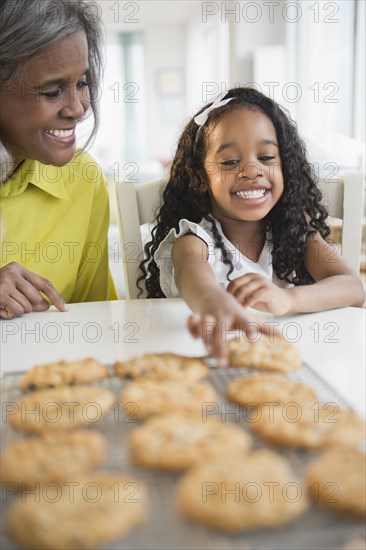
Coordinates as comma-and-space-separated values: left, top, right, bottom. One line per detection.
114, 179, 167, 298
317, 171, 364, 273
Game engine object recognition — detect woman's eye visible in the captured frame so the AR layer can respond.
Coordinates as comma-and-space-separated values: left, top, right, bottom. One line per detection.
77, 80, 89, 89
42, 89, 62, 99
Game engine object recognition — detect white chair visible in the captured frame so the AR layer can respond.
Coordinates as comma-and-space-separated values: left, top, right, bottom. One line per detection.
317, 171, 364, 273
114, 179, 167, 299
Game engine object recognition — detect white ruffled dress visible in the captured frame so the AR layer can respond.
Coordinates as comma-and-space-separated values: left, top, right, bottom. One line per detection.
154, 217, 286, 298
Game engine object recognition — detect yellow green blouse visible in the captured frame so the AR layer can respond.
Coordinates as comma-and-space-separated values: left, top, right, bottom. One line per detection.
0, 150, 118, 303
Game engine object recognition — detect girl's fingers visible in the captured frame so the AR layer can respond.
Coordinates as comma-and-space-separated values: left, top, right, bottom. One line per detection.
187, 314, 201, 339
211, 336, 229, 367
227, 274, 257, 293
188, 314, 228, 364
233, 281, 265, 305
227, 273, 265, 293
188, 311, 280, 368
233, 314, 278, 340
197, 314, 217, 354
244, 292, 269, 309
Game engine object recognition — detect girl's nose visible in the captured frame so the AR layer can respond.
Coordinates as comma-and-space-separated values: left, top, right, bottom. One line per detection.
238, 162, 263, 181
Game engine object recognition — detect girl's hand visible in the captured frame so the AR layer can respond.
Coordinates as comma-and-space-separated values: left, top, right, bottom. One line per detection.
227, 273, 293, 315
0, 262, 68, 319
187, 292, 276, 367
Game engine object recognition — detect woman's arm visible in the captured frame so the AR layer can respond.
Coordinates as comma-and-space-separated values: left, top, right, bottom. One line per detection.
172, 235, 274, 366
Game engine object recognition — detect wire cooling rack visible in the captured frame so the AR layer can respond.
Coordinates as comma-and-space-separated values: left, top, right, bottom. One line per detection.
0, 363, 364, 550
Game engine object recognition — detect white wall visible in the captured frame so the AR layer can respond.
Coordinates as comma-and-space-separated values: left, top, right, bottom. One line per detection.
231, 0, 287, 83
185, 4, 230, 114
86, 0, 363, 175
144, 24, 186, 162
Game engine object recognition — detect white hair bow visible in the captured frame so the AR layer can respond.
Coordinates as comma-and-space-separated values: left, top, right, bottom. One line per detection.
194, 92, 234, 127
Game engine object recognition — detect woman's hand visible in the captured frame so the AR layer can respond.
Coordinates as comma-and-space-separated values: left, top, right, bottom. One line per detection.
188, 291, 276, 367
227, 273, 293, 315
0, 262, 68, 319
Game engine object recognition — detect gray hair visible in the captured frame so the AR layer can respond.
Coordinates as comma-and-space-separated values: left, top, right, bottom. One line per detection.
0, 0, 104, 163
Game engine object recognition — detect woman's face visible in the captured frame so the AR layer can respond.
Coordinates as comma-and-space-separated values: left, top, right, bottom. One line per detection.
0, 31, 90, 167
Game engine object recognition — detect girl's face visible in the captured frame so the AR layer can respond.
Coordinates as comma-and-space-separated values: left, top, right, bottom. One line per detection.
203, 108, 284, 224
0, 31, 90, 168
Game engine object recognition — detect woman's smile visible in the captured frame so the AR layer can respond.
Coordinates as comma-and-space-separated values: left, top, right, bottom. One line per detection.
44, 128, 76, 145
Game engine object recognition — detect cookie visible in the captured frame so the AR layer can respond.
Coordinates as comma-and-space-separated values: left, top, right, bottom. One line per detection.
228, 334, 301, 372
176, 449, 308, 531
6, 472, 147, 549
1, 430, 106, 487
129, 412, 252, 470
114, 353, 208, 382
9, 386, 115, 434
250, 402, 365, 449
20, 358, 109, 390
227, 373, 317, 406
305, 449, 366, 516
120, 379, 218, 420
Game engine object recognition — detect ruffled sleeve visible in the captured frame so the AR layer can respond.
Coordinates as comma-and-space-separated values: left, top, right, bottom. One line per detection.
154, 219, 215, 298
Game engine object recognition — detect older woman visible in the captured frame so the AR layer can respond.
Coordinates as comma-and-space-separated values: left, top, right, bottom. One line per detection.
0, 0, 117, 319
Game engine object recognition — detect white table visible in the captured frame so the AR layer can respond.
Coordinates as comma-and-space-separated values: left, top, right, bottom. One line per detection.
1, 299, 365, 417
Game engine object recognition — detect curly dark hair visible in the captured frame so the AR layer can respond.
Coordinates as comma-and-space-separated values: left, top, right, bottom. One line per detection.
137, 87, 330, 298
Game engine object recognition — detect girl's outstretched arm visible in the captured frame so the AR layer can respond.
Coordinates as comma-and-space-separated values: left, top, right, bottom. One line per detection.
227, 232, 365, 314
172, 235, 275, 366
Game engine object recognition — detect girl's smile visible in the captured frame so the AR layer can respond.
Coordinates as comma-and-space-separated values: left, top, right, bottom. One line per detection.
232, 187, 270, 201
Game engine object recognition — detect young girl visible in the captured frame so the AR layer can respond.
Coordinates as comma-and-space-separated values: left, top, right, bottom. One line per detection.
138, 87, 365, 365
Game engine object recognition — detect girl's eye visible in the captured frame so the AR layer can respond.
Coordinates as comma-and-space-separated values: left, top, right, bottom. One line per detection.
259, 155, 275, 162
221, 160, 239, 167
42, 89, 62, 99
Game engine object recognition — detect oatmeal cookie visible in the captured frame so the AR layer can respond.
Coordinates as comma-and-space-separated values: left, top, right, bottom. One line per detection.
6, 472, 147, 549
20, 358, 109, 391
227, 373, 316, 406
305, 448, 366, 516
228, 334, 301, 372
0, 430, 107, 487
120, 379, 218, 420
114, 353, 208, 382
9, 386, 115, 434
176, 449, 308, 531
251, 402, 365, 449
129, 412, 251, 470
